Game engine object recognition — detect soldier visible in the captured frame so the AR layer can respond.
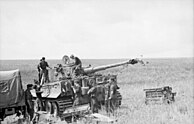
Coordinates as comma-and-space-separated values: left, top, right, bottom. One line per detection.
70, 54, 82, 68
87, 84, 99, 113
96, 85, 105, 109
54, 64, 65, 80
25, 84, 34, 121
105, 77, 118, 113
37, 59, 42, 83
104, 81, 111, 113
70, 55, 82, 76
38, 57, 52, 85
32, 81, 43, 123
72, 79, 82, 106
33, 80, 43, 111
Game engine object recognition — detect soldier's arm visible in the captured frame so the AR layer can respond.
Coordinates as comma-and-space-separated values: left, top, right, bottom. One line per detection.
48, 65, 52, 69
46, 62, 52, 69
37, 63, 42, 71
87, 87, 95, 95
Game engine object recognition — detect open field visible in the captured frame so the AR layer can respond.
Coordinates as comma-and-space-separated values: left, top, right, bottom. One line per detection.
0, 58, 193, 124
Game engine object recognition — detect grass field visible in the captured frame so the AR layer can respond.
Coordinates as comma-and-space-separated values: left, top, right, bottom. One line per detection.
0, 58, 193, 124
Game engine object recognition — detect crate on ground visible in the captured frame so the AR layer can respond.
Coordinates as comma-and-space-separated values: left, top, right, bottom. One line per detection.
143, 86, 176, 105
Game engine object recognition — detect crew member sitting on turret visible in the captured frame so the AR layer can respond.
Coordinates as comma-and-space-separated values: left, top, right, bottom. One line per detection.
69, 54, 82, 76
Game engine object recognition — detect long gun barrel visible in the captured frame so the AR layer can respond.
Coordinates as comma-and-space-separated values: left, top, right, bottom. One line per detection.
83, 59, 142, 74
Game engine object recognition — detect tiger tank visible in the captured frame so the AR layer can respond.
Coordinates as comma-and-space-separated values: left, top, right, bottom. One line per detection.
31, 55, 144, 121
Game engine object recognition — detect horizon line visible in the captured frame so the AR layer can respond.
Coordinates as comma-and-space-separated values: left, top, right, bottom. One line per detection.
0, 57, 193, 61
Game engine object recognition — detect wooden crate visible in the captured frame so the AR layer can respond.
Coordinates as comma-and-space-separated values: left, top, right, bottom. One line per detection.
144, 86, 176, 105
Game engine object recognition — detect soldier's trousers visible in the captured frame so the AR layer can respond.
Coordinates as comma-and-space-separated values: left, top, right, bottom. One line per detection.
90, 97, 98, 113
26, 104, 34, 121
106, 98, 116, 113
40, 69, 49, 83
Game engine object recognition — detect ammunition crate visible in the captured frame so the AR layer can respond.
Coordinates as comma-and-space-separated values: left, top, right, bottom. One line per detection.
144, 86, 176, 105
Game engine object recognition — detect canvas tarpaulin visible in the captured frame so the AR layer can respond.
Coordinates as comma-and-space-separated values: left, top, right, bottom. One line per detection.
0, 69, 25, 108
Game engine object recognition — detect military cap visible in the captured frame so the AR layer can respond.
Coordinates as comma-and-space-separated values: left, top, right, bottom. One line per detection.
42, 57, 45, 60
70, 54, 74, 58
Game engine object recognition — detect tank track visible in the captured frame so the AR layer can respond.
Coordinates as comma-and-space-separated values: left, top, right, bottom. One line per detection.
56, 98, 74, 120
41, 95, 90, 122
40, 96, 73, 121
56, 97, 90, 123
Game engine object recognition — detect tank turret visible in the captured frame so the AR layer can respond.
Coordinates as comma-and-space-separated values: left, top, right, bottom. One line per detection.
53, 56, 145, 80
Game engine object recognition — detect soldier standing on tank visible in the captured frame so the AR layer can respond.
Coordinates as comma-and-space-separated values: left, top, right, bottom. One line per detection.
25, 84, 34, 121
70, 55, 82, 76
38, 57, 52, 85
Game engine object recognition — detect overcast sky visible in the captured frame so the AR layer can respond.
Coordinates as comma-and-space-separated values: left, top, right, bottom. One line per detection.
0, 0, 193, 59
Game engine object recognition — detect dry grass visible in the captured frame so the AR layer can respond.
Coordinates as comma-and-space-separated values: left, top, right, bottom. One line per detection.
0, 58, 193, 124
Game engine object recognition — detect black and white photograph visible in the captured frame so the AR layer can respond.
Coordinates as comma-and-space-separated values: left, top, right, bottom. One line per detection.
0, 0, 193, 123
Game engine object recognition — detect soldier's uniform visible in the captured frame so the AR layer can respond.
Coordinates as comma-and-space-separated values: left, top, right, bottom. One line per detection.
70, 55, 82, 76
87, 86, 98, 113
37, 59, 42, 82
38, 57, 51, 84
34, 85, 43, 111
72, 80, 82, 106
104, 83, 110, 113
109, 83, 117, 113
105, 78, 118, 113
